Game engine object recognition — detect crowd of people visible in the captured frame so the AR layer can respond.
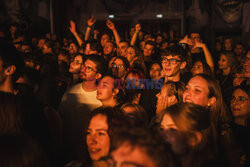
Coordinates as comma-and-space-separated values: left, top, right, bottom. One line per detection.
0, 16, 249, 167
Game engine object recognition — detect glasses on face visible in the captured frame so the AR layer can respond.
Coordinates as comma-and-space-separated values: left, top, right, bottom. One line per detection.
81, 64, 96, 73
231, 96, 249, 103
161, 57, 182, 65
112, 63, 124, 69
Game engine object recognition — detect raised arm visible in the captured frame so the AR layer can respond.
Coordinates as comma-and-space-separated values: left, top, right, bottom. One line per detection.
193, 41, 214, 72
84, 16, 96, 41
106, 19, 121, 46
130, 24, 141, 46
69, 20, 83, 47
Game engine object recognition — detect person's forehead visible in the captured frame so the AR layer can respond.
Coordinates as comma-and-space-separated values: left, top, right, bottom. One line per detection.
233, 89, 249, 99
85, 59, 97, 67
145, 44, 154, 49
162, 54, 181, 59
114, 59, 124, 64
191, 33, 200, 37
120, 42, 129, 47
112, 143, 155, 167
101, 76, 114, 84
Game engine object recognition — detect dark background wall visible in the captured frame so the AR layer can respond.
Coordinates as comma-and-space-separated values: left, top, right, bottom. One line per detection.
0, 0, 249, 47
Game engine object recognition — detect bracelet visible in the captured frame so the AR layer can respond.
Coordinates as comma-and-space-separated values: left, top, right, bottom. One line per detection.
87, 25, 92, 29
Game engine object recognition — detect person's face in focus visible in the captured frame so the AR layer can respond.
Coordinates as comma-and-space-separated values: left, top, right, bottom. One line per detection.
80, 59, 98, 81
101, 34, 110, 47
191, 61, 204, 76
97, 76, 117, 101
86, 114, 110, 160
124, 47, 136, 64
117, 42, 129, 57
143, 44, 154, 57
112, 59, 126, 79
69, 55, 83, 74
149, 63, 162, 80
190, 33, 201, 44
224, 39, 233, 51
231, 88, 249, 118
183, 76, 215, 107
161, 55, 184, 78
218, 54, 230, 71
111, 142, 156, 167
103, 42, 115, 56
68, 43, 78, 55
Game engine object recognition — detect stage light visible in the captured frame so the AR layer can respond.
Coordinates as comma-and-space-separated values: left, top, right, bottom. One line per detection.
109, 14, 114, 19
156, 14, 163, 18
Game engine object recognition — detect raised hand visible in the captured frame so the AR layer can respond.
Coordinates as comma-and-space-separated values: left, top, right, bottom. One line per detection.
193, 41, 205, 49
106, 19, 115, 30
179, 35, 193, 46
135, 24, 141, 32
69, 20, 76, 33
87, 16, 96, 27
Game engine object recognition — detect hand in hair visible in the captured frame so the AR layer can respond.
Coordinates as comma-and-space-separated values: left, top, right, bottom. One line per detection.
179, 35, 193, 46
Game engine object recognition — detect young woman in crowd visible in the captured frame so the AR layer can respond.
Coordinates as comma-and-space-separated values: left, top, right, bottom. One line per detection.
149, 61, 163, 81
124, 45, 146, 73
216, 51, 239, 105
190, 58, 213, 77
183, 74, 231, 131
120, 103, 148, 127
111, 56, 130, 81
66, 107, 125, 167
68, 54, 83, 86
96, 75, 125, 109
230, 85, 250, 166
160, 103, 219, 167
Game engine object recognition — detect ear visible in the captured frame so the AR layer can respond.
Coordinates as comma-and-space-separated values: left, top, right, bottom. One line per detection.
207, 96, 216, 107
189, 132, 202, 147
168, 95, 177, 105
95, 73, 102, 80
180, 61, 187, 70
112, 88, 119, 96
4, 65, 16, 76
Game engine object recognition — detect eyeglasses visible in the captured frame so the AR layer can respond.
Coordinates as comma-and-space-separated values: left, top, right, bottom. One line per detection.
112, 63, 124, 69
81, 64, 96, 73
161, 57, 182, 65
231, 96, 249, 103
